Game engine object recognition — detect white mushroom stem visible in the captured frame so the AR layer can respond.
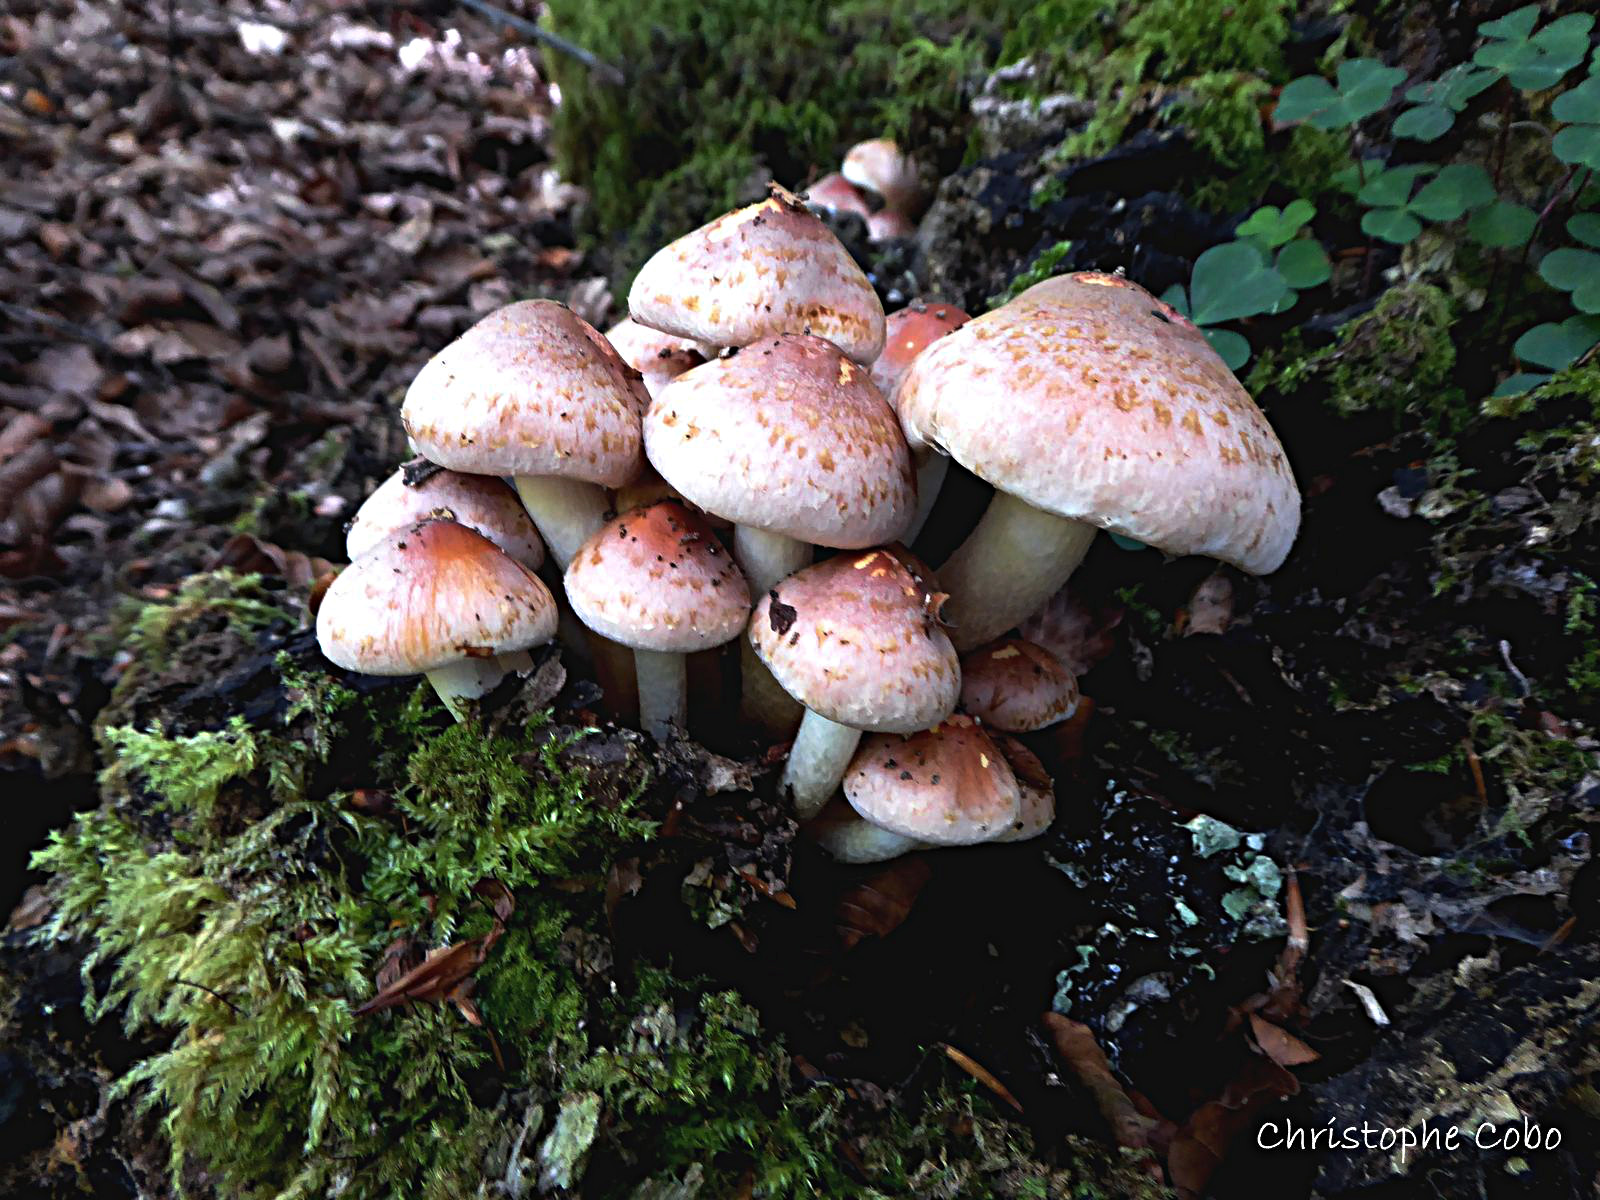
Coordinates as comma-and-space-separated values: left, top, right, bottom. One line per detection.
902, 450, 950, 545
938, 491, 1099, 651
513, 475, 612, 568
781, 712, 863, 820
424, 657, 510, 722
731, 525, 811, 594
732, 525, 811, 734
633, 648, 686, 741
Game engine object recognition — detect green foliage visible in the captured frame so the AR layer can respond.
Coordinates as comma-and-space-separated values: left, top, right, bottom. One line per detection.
1274, 58, 1405, 130
1396, 63, 1499, 142
118, 570, 292, 669
101, 718, 262, 824
988, 240, 1073, 307
1474, 7, 1593, 92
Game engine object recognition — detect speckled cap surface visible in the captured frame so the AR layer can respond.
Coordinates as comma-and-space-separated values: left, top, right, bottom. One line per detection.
844, 715, 1021, 845
604, 317, 702, 400
317, 518, 557, 675
346, 467, 544, 568
895, 272, 1301, 574
959, 638, 1079, 732
628, 188, 886, 365
402, 300, 648, 486
871, 301, 970, 408
564, 501, 750, 653
992, 735, 1055, 842
645, 333, 914, 547
749, 547, 958, 732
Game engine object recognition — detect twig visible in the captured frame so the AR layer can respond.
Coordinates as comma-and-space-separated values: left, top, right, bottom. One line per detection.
455, 0, 624, 86
173, 978, 242, 1014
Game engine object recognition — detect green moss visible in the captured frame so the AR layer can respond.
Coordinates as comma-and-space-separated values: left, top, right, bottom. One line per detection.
989, 238, 1074, 306
113, 570, 293, 671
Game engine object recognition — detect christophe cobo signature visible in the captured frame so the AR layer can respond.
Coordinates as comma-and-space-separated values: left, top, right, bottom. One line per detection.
1258, 1118, 1563, 1162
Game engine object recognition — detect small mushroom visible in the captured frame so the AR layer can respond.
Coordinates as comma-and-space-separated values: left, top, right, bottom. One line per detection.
604, 317, 703, 400
316, 518, 558, 721
843, 715, 1021, 845
346, 466, 544, 569
802, 171, 872, 219
958, 638, 1079, 733
990, 734, 1056, 843
628, 185, 886, 365
872, 301, 971, 543
896, 272, 1302, 649
402, 300, 649, 567
563, 501, 751, 740
842, 138, 923, 216
750, 548, 959, 819
866, 207, 916, 243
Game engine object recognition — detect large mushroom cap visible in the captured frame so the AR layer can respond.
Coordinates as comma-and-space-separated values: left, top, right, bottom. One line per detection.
402, 300, 648, 487
895, 272, 1301, 574
750, 547, 958, 733
959, 638, 1079, 732
604, 317, 702, 400
346, 466, 544, 569
645, 333, 914, 548
628, 188, 886, 365
871, 300, 971, 405
564, 501, 750, 652
317, 518, 557, 675
844, 715, 1021, 845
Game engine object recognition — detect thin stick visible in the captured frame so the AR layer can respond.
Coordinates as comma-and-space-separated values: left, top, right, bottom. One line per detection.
456, 0, 625, 85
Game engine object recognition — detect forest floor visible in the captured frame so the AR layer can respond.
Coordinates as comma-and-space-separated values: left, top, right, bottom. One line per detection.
2, 2, 1598, 1199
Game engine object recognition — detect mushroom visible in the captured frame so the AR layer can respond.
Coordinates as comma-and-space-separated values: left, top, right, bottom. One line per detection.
402, 300, 649, 568
894, 271, 1301, 649
843, 714, 1021, 845
749, 547, 959, 819
808, 795, 927, 863
316, 518, 558, 721
645, 332, 914, 595
1016, 583, 1123, 677
563, 500, 751, 739
603, 317, 703, 400
346, 465, 544, 569
802, 172, 872, 219
990, 734, 1056, 843
958, 638, 1079, 733
628, 185, 886, 366
842, 138, 923, 216
871, 301, 971, 544
867, 208, 916, 243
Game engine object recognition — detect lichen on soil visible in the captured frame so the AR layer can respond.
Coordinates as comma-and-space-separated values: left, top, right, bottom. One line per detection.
4, 0, 1600, 1198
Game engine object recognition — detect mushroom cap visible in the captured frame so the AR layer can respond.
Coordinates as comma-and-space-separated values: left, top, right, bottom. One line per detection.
645, 333, 915, 547
871, 301, 971, 406
842, 138, 922, 214
402, 300, 648, 487
991, 735, 1056, 842
1016, 583, 1122, 676
808, 796, 927, 863
564, 501, 750, 653
894, 272, 1301, 575
750, 547, 959, 732
604, 317, 702, 400
316, 518, 557, 675
346, 467, 544, 569
803, 172, 872, 218
843, 715, 1021, 845
959, 638, 1079, 732
628, 188, 886, 365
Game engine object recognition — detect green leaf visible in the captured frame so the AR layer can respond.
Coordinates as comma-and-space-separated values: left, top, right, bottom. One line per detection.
1275, 239, 1332, 288
1362, 207, 1423, 244
1552, 75, 1600, 125
1477, 9, 1592, 91
1515, 315, 1600, 371
1409, 164, 1497, 221
1236, 200, 1316, 249
1553, 123, 1600, 170
1202, 327, 1251, 370
1568, 213, 1600, 248
1333, 158, 1388, 194
1468, 200, 1537, 247
1358, 164, 1435, 208
1476, 5, 1538, 43
1490, 372, 1552, 399
1406, 64, 1499, 111
1393, 103, 1454, 141
1188, 242, 1290, 325
1274, 59, 1403, 130
1160, 283, 1191, 316
1274, 75, 1340, 126
1539, 248, 1600, 312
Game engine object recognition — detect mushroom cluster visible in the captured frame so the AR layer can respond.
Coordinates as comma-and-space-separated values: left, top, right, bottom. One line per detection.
316, 172, 1303, 864
802, 137, 926, 244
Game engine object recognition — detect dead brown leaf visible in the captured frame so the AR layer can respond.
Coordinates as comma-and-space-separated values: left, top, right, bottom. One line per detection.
1042, 1013, 1171, 1151
834, 855, 932, 952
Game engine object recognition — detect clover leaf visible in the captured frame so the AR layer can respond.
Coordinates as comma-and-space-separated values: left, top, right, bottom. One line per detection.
1188, 242, 1292, 325
1475, 7, 1593, 91
1514, 315, 1600, 372
1236, 200, 1316, 249
1540, 248, 1600, 312
1408, 164, 1497, 221
1357, 164, 1436, 244
1552, 73, 1600, 170
1275, 58, 1405, 130
1274, 239, 1333, 289
1570, 213, 1600, 247
1490, 372, 1555, 399
1467, 200, 1537, 247
1396, 64, 1499, 141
